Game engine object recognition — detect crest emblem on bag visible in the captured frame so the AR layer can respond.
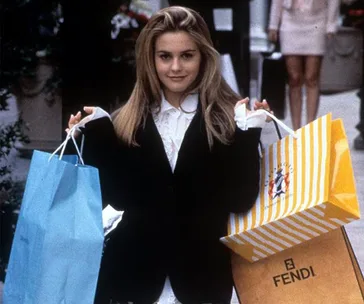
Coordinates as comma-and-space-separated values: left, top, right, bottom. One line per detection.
266, 164, 292, 200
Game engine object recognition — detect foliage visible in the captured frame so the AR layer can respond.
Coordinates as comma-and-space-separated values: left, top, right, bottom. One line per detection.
1, 0, 63, 108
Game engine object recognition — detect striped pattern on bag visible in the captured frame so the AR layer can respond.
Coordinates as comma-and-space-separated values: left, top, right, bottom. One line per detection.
220, 114, 360, 262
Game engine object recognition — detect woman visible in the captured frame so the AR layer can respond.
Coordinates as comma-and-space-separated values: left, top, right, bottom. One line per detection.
68, 6, 270, 304
268, 0, 340, 130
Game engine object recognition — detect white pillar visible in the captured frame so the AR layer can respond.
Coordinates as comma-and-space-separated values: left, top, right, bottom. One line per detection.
250, 0, 270, 99
250, 0, 269, 43
147, 0, 169, 13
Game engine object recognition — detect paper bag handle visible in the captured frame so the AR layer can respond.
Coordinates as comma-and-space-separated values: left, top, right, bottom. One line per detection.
273, 120, 283, 140
49, 125, 85, 165
259, 109, 297, 139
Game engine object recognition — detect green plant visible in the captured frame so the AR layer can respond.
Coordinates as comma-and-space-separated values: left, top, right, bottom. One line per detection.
0, 0, 61, 281
0, 115, 29, 281
1, 0, 63, 104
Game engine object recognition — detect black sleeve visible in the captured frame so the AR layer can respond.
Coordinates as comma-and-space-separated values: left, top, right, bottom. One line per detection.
65, 117, 123, 209
214, 127, 262, 214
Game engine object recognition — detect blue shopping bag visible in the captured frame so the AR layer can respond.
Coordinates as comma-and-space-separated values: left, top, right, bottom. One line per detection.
3, 133, 104, 304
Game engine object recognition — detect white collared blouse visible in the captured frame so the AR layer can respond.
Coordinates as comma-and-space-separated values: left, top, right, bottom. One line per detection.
151, 93, 266, 172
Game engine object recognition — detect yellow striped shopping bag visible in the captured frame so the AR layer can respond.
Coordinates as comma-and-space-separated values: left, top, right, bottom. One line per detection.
220, 113, 360, 262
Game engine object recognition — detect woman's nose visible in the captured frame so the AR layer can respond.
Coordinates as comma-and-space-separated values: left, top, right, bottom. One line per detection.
171, 57, 182, 71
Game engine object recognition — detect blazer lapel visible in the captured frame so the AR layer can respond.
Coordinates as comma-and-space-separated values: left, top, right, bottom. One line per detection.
137, 112, 174, 179
174, 103, 209, 175
137, 103, 209, 178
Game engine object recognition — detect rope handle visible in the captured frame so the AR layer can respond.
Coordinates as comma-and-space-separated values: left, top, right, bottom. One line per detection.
49, 124, 85, 165
238, 103, 297, 139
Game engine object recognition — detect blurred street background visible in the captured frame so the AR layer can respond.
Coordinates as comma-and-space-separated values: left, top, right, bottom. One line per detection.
0, 0, 363, 302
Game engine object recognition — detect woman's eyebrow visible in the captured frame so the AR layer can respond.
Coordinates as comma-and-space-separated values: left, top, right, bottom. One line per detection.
156, 49, 197, 53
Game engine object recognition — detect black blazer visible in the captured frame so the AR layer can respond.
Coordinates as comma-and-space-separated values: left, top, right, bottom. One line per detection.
78, 106, 261, 303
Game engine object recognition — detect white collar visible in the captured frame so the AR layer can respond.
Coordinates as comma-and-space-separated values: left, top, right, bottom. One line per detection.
159, 92, 199, 114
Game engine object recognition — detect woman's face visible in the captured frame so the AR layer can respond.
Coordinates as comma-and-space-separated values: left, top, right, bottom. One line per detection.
154, 31, 201, 103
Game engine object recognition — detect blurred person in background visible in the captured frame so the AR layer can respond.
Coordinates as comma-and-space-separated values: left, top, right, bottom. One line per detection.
341, 0, 364, 150
268, 0, 340, 130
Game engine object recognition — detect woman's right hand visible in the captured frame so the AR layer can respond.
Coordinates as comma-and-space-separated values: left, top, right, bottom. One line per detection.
65, 106, 96, 135
268, 29, 278, 43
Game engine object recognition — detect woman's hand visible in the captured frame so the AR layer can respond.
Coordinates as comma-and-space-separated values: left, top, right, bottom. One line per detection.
253, 99, 273, 122
268, 29, 278, 43
236, 98, 271, 112
235, 98, 272, 113
65, 106, 96, 135
66, 111, 81, 134
235, 97, 251, 113
253, 99, 270, 111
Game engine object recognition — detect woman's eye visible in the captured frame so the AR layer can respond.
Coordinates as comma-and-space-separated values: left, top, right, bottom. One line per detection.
182, 53, 193, 59
159, 54, 170, 60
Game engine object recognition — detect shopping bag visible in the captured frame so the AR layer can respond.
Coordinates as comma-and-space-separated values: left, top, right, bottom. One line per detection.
220, 113, 360, 262
232, 227, 364, 303
3, 132, 104, 304
320, 26, 363, 93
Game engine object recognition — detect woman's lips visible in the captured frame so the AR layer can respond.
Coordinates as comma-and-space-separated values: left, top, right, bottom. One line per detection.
168, 76, 187, 81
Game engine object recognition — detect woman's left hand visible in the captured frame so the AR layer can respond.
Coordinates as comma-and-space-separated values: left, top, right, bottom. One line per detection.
253, 99, 273, 122
235, 97, 250, 111
235, 98, 273, 122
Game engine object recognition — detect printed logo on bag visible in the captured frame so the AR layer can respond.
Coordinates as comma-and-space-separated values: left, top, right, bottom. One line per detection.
272, 258, 316, 287
265, 163, 293, 203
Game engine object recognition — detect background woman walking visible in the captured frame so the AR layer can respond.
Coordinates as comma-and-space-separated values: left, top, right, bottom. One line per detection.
268, 0, 340, 130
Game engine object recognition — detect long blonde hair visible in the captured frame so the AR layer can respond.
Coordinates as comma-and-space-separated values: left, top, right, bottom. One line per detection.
114, 6, 242, 148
